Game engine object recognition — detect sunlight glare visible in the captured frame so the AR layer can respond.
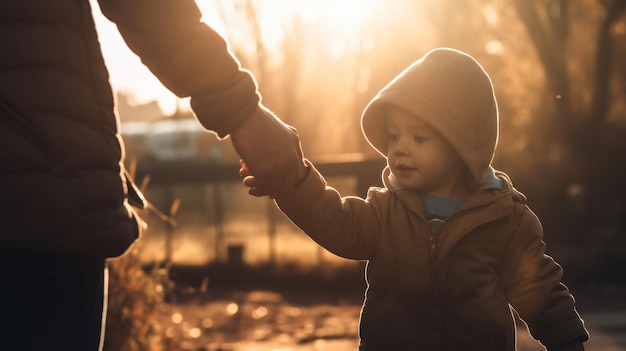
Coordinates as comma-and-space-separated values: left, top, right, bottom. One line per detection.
226, 302, 240, 315
201, 318, 214, 329
482, 6, 500, 25
171, 312, 183, 324
290, 0, 379, 37
165, 327, 177, 338
188, 327, 202, 338
196, 0, 381, 48
285, 306, 301, 317
313, 339, 327, 349
486, 40, 504, 55
252, 305, 269, 319
92, 0, 382, 116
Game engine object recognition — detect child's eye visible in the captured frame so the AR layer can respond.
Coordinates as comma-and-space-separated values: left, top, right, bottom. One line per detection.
414, 136, 428, 143
387, 133, 399, 141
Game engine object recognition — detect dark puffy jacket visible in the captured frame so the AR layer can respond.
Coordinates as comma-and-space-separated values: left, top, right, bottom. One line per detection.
0, 0, 260, 258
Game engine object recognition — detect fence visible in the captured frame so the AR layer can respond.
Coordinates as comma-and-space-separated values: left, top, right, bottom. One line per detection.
131, 155, 386, 272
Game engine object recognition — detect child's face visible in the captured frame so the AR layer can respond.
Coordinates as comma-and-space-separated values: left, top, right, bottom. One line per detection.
385, 106, 468, 198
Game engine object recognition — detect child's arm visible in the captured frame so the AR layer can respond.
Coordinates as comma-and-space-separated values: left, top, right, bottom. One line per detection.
241, 159, 381, 260
499, 207, 589, 351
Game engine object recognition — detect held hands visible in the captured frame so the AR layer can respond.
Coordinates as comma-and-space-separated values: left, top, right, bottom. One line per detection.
231, 106, 306, 197
240, 158, 309, 197
240, 159, 264, 196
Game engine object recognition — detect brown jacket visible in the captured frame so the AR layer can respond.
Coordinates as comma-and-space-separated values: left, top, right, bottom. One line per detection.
276, 162, 588, 350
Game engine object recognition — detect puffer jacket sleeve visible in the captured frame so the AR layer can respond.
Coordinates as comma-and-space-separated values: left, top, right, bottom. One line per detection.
275, 160, 381, 260
97, 0, 260, 138
499, 206, 589, 350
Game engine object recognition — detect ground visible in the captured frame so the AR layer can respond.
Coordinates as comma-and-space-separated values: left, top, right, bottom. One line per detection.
155, 288, 626, 351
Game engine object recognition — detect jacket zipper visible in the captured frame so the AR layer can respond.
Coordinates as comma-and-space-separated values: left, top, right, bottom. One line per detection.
427, 218, 442, 264
427, 203, 503, 266
430, 232, 436, 263
427, 209, 460, 264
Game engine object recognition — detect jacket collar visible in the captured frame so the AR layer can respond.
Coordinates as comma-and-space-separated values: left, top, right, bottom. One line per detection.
382, 166, 525, 265
382, 166, 524, 216
435, 171, 524, 267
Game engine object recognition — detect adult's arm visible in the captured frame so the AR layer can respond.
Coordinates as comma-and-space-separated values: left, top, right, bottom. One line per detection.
98, 0, 304, 195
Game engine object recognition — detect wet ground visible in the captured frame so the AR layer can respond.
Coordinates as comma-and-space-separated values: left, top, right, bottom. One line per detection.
156, 289, 626, 351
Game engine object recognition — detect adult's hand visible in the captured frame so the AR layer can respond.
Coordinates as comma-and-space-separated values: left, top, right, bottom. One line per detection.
230, 106, 305, 197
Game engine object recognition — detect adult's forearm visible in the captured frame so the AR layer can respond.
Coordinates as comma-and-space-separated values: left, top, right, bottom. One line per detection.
98, 0, 260, 136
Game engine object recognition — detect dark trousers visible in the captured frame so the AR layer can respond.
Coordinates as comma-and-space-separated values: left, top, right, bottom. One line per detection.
0, 249, 107, 351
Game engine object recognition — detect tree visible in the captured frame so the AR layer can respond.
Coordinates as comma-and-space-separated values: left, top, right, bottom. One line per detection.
514, 0, 626, 204
512, 0, 626, 279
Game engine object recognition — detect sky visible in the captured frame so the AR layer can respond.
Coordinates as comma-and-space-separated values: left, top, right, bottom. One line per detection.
90, 0, 379, 115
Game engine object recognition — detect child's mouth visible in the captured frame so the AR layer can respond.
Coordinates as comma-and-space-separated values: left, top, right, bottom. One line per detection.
396, 164, 414, 171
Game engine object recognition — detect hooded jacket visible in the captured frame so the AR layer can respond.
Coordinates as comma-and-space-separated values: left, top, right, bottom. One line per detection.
0, 0, 260, 258
362, 48, 498, 188
275, 49, 588, 350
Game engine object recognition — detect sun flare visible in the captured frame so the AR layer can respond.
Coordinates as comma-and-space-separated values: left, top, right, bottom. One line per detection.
197, 0, 381, 48
280, 0, 380, 38
92, 0, 382, 115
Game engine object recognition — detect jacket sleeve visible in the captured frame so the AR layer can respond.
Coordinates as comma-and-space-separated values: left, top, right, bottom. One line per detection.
97, 0, 260, 138
275, 160, 382, 260
499, 206, 589, 350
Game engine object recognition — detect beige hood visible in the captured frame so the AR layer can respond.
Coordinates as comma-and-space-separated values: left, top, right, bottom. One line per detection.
361, 48, 499, 188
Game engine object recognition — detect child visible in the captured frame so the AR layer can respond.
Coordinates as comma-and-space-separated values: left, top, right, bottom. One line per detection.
240, 48, 589, 351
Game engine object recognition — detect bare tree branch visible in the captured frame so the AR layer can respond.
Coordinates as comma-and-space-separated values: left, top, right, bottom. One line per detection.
514, 0, 571, 125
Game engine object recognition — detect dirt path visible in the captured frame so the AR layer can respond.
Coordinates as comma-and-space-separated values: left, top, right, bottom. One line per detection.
154, 289, 626, 351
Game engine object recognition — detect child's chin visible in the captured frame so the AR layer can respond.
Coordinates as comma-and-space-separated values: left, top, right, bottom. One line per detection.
397, 181, 421, 191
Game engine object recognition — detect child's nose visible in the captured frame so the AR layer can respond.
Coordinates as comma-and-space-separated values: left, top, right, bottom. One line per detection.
393, 137, 410, 155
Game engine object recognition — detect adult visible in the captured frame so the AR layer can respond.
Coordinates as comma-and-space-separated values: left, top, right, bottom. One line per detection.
0, 0, 303, 350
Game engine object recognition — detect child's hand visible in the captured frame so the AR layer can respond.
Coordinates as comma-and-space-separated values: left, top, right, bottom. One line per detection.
239, 159, 271, 197
230, 107, 304, 196
240, 157, 308, 198
240, 158, 309, 197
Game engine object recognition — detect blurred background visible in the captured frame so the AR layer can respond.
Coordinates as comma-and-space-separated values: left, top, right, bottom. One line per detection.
90, 0, 626, 350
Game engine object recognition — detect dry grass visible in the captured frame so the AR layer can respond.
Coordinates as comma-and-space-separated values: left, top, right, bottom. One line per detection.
104, 247, 180, 351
